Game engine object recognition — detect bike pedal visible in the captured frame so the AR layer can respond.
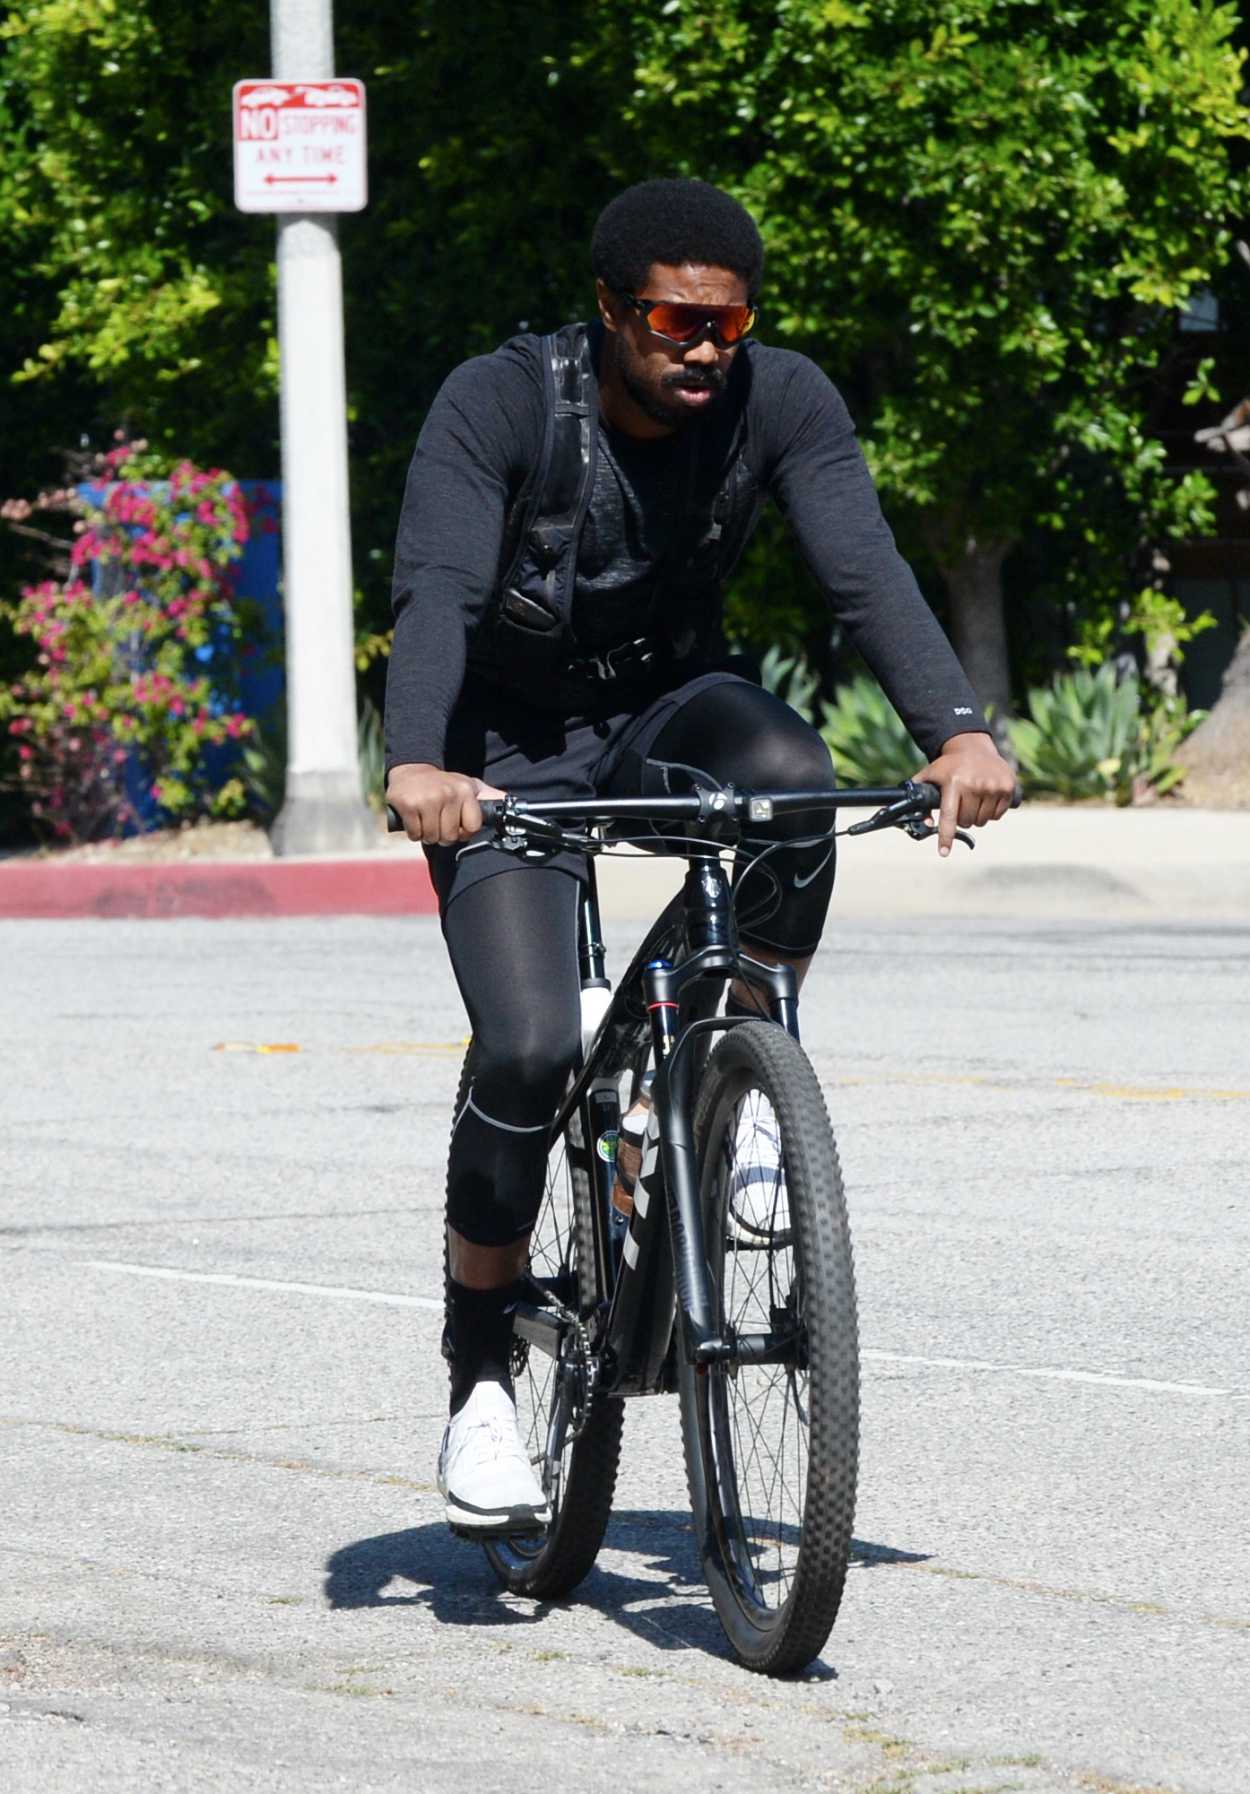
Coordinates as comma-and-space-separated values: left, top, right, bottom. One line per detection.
447, 1516, 549, 1543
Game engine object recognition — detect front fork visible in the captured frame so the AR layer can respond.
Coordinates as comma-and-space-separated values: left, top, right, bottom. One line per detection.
642, 853, 798, 1366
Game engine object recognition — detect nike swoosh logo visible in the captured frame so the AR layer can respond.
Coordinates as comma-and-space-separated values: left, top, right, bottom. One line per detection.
793, 846, 834, 890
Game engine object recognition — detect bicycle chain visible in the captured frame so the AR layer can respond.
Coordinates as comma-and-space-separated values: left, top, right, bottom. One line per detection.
552, 1290, 599, 1443
522, 1274, 599, 1444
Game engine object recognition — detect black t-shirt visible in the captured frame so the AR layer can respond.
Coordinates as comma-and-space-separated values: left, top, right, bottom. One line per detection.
385, 327, 987, 770
574, 419, 688, 652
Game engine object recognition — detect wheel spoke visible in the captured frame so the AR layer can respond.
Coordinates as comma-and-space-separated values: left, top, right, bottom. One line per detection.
493, 1122, 579, 1566
687, 1032, 855, 1659
486, 1097, 623, 1593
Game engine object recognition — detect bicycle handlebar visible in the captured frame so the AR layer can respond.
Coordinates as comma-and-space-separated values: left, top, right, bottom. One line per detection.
384, 779, 977, 836
480, 783, 939, 827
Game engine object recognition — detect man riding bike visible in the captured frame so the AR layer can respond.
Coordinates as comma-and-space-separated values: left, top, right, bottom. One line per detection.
384, 178, 1015, 1537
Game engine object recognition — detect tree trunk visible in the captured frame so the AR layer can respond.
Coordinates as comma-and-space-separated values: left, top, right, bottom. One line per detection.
936, 535, 1015, 739
1178, 627, 1250, 807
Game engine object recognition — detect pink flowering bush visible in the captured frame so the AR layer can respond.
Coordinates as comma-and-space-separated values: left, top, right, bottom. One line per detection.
1, 442, 260, 843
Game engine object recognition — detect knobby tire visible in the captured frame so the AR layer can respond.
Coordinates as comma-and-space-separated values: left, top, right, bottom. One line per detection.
679, 1021, 859, 1675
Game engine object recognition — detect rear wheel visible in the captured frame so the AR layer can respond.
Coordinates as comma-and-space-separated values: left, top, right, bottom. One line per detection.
477, 1067, 624, 1598
679, 1021, 859, 1674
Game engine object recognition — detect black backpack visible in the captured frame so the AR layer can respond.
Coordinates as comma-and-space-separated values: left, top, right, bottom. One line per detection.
468, 322, 761, 703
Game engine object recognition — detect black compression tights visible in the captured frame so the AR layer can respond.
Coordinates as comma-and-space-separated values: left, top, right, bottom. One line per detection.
611, 677, 838, 955
442, 678, 836, 1249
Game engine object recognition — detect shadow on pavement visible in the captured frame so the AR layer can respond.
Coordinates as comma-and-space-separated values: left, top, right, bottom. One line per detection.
323, 1507, 929, 1671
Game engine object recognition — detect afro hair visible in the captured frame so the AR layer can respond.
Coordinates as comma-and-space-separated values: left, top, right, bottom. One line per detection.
591, 179, 764, 301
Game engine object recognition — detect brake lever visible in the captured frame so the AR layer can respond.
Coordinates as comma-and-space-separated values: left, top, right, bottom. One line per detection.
845, 797, 918, 837
845, 796, 974, 850
900, 816, 975, 850
456, 815, 601, 864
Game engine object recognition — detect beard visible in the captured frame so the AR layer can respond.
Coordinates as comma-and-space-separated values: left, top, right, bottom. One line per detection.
615, 340, 727, 429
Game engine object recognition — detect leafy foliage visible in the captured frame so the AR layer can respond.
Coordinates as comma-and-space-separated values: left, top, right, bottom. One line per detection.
819, 675, 921, 786
2, 0, 1248, 739
1006, 663, 1205, 804
615, 0, 1250, 706
0, 445, 257, 842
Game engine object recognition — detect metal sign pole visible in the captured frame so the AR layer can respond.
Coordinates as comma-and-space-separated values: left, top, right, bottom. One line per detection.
267, 0, 374, 854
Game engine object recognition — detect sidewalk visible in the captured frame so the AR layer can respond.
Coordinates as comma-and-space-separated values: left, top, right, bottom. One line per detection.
0, 805, 1246, 922
598, 803, 1250, 921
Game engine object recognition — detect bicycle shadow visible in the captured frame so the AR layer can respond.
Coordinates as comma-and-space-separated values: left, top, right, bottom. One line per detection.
323, 1508, 930, 1672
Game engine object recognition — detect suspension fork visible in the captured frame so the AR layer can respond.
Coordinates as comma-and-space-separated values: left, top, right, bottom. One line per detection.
598, 851, 802, 1382
643, 851, 799, 1364
735, 950, 801, 1040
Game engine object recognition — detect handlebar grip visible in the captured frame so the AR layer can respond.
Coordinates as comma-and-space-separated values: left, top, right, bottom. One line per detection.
385, 799, 506, 835
908, 781, 1023, 809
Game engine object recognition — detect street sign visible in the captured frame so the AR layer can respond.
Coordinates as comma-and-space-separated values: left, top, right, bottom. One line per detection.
233, 79, 366, 213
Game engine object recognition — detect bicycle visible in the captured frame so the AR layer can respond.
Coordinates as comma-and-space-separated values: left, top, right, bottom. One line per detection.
393, 778, 980, 1675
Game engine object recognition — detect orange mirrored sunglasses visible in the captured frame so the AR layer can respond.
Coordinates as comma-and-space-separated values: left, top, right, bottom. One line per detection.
620, 292, 758, 348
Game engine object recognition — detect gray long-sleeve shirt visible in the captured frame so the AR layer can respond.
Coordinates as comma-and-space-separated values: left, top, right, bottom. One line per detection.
386, 326, 987, 770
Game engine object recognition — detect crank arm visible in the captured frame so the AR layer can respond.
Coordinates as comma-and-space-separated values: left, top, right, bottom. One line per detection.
511, 1301, 566, 1362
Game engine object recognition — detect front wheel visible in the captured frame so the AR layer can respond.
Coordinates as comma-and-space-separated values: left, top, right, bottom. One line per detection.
679, 1021, 859, 1675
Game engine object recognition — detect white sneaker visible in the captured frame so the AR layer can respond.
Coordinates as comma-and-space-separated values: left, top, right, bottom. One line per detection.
437, 1380, 551, 1537
727, 1092, 790, 1240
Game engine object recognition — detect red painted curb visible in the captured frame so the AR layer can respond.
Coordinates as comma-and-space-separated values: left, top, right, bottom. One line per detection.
0, 856, 439, 920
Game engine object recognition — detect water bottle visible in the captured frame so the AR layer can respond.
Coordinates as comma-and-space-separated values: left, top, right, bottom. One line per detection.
611, 1070, 655, 1221
579, 980, 612, 1057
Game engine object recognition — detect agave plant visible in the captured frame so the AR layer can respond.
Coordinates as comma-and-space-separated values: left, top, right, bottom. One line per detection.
819, 674, 920, 785
1006, 663, 1203, 804
355, 695, 387, 812
241, 696, 387, 820
239, 704, 286, 820
759, 644, 820, 724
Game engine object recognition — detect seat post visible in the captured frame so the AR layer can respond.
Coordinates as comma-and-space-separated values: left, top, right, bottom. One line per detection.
579, 858, 607, 987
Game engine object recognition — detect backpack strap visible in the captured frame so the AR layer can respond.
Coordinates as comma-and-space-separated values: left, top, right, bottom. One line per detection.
491, 324, 598, 651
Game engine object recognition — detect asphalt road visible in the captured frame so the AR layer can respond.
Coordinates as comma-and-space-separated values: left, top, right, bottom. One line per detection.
2, 910, 1248, 1793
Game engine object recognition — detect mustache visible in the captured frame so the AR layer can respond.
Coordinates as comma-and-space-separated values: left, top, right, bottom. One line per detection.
662, 366, 725, 392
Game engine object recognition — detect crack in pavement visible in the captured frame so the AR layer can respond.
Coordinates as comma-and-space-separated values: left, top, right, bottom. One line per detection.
0, 1413, 435, 1492
0, 1624, 1092, 1794
2, 1413, 1247, 1639
0, 1204, 424, 1238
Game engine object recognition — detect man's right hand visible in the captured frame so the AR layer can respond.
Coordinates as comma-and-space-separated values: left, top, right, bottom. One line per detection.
385, 763, 505, 845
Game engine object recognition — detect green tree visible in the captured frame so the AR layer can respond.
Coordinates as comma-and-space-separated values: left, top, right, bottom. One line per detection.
4, 0, 1249, 737
0, 3, 276, 457
612, 0, 1250, 719
0, 2, 632, 641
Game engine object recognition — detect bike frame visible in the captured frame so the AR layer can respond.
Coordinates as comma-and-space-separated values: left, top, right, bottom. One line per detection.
387, 778, 981, 1409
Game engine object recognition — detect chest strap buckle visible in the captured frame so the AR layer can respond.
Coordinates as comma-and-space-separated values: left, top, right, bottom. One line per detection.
563, 636, 659, 684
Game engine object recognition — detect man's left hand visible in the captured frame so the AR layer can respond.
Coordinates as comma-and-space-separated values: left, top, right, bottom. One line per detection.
916, 732, 1017, 858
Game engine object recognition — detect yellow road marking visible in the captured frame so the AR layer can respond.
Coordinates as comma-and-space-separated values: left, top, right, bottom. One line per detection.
832, 1069, 1250, 1103
1054, 1077, 1250, 1102
209, 1045, 1248, 1100
212, 1040, 468, 1056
